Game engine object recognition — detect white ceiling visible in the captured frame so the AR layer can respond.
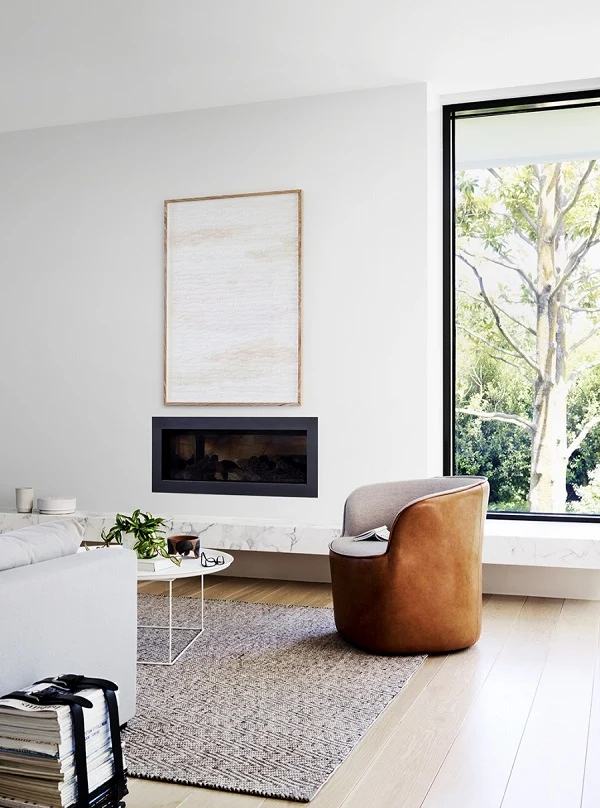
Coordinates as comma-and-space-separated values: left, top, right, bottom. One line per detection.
2, 0, 600, 133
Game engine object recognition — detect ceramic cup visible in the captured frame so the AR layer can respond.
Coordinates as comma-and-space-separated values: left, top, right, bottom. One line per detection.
15, 487, 34, 514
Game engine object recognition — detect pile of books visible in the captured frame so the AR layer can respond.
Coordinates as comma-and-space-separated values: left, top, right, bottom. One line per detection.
0, 682, 126, 808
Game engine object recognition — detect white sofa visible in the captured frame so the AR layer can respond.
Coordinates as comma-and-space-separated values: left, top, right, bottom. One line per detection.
0, 547, 137, 723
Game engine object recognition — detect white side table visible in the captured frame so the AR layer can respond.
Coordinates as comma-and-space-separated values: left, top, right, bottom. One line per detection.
136, 549, 234, 666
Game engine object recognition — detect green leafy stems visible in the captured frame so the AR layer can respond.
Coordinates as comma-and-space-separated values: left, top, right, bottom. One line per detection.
101, 509, 180, 565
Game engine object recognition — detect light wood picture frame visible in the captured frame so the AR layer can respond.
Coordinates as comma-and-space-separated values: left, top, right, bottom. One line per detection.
164, 190, 302, 405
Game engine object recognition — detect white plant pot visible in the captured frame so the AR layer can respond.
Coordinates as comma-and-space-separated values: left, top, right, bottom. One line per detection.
121, 534, 137, 552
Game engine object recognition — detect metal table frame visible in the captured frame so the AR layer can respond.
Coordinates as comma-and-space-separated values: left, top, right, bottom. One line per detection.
137, 573, 205, 666
137, 549, 233, 666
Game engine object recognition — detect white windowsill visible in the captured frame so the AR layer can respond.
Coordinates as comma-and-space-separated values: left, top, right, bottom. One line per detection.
484, 517, 600, 570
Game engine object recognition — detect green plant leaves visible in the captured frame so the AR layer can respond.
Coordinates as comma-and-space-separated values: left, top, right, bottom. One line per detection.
101, 510, 178, 564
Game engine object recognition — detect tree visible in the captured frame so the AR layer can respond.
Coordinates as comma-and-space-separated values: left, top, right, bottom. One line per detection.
456, 162, 600, 512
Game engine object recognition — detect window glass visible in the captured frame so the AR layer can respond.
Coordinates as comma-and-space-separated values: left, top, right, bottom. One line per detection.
453, 103, 600, 515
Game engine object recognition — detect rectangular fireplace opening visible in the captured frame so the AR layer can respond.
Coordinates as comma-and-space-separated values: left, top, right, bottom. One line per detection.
152, 417, 318, 497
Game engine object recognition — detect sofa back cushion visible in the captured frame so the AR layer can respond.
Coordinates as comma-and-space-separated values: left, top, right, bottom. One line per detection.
0, 519, 84, 572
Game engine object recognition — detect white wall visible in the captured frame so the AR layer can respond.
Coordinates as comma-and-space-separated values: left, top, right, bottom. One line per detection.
0, 84, 435, 526
425, 86, 444, 476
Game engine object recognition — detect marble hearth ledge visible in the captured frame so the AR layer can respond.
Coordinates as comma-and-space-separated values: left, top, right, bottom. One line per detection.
0, 511, 341, 555
1, 511, 600, 567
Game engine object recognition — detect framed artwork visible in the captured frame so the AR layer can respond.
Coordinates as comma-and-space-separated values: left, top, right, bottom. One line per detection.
164, 190, 302, 405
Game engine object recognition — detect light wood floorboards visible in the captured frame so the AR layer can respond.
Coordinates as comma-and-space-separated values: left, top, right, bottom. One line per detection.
130, 579, 600, 808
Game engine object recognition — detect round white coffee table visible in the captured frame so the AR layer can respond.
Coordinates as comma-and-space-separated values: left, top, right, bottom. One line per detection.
137, 548, 234, 666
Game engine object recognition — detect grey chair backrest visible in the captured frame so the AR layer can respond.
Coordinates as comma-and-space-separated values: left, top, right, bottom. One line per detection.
342, 477, 488, 536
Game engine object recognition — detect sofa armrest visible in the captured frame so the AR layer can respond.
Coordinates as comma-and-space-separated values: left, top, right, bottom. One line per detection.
0, 548, 137, 723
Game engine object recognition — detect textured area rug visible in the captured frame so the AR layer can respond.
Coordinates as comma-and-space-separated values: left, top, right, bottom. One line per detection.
125, 595, 426, 802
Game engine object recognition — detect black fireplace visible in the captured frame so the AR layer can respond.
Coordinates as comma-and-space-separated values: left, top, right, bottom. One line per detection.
152, 417, 318, 497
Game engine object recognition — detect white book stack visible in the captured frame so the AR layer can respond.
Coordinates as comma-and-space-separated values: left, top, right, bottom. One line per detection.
0, 684, 126, 808
136, 556, 175, 573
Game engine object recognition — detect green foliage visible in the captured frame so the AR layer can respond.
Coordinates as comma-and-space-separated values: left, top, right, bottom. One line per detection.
101, 509, 180, 565
569, 465, 600, 512
456, 166, 539, 256
566, 367, 600, 498
455, 417, 530, 511
455, 348, 531, 510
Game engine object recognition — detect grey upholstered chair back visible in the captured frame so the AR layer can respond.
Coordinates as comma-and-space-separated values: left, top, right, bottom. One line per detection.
342, 477, 488, 536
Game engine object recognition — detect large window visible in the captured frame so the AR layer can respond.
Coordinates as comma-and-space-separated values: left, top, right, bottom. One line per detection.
444, 92, 600, 520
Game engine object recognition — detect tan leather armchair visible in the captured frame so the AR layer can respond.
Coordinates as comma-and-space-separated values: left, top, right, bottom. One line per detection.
329, 477, 489, 654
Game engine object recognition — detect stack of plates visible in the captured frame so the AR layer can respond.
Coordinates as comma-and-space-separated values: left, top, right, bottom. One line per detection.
37, 497, 77, 515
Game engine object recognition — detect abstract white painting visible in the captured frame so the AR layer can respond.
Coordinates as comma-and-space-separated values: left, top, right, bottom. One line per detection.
164, 190, 301, 405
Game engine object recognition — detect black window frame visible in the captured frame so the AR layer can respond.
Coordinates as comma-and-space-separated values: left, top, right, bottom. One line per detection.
443, 88, 600, 523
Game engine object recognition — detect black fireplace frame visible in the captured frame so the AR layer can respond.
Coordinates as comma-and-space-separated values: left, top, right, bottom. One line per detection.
152, 416, 318, 497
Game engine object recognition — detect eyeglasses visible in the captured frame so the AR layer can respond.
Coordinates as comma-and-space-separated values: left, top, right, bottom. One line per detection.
200, 551, 225, 568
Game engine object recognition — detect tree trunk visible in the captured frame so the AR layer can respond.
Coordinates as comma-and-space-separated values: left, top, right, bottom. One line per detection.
529, 379, 568, 511
529, 164, 569, 512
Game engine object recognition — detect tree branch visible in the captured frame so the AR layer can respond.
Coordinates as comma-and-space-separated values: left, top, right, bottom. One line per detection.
568, 415, 600, 457
491, 353, 536, 385
550, 160, 596, 239
490, 302, 536, 336
457, 408, 535, 434
488, 168, 538, 232
457, 324, 527, 362
461, 248, 538, 297
567, 325, 600, 355
458, 287, 536, 335
499, 213, 536, 248
566, 280, 600, 309
571, 269, 600, 285
457, 254, 542, 376
553, 204, 600, 297
569, 359, 600, 383
561, 304, 600, 313
458, 327, 535, 383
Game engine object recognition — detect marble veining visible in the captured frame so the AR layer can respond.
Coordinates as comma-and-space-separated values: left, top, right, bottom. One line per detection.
1, 511, 599, 566
482, 532, 600, 569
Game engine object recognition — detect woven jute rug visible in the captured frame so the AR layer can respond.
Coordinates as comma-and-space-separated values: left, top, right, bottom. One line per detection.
125, 594, 426, 802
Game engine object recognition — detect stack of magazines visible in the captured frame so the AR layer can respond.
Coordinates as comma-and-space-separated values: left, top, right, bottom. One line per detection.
0, 681, 126, 808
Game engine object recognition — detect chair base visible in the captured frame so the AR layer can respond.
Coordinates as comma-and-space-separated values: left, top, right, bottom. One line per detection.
334, 624, 480, 656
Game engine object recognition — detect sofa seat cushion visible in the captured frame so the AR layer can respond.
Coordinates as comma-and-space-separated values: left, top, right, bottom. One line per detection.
330, 537, 389, 558
0, 519, 84, 572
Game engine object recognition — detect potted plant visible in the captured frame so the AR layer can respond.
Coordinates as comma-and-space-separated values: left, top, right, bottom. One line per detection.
101, 509, 180, 565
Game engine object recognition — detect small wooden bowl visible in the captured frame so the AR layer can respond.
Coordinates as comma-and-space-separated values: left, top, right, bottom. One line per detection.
167, 534, 200, 558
